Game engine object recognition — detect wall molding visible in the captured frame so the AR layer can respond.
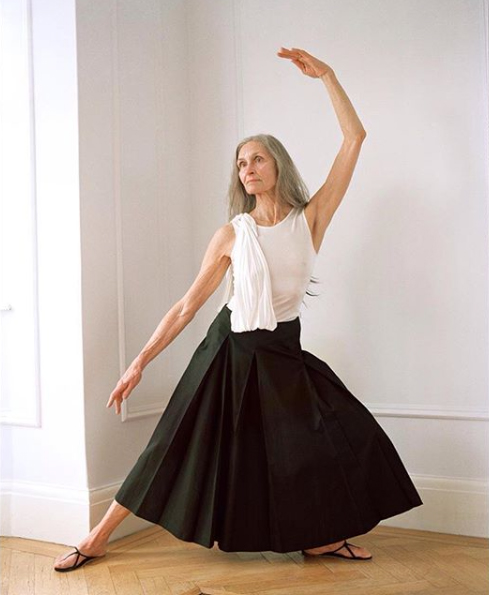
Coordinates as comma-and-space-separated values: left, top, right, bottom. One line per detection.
121, 401, 165, 421
366, 403, 489, 421
0, 479, 89, 544
0, 412, 41, 428
108, 0, 173, 423
114, 402, 489, 424
232, 0, 244, 140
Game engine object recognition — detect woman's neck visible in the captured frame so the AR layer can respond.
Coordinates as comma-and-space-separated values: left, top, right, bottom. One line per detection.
251, 201, 292, 226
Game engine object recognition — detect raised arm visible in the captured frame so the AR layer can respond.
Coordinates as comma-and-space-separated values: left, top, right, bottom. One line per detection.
277, 47, 367, 253
107, 222, 235, 414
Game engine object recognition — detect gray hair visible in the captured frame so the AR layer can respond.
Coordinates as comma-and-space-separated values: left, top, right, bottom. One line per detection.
227, 134, 310, 220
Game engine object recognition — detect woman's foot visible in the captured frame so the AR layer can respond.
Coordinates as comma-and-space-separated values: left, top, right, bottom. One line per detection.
303, 539, 372, 559
53, 500, 131, 571
53, 537, 107, 571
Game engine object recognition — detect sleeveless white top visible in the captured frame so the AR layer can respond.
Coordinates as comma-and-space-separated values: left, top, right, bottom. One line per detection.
218, 206, 317, 332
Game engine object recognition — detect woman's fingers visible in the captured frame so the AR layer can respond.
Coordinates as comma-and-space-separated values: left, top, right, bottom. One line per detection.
107, 368, 142, 414
278, 46, 332, 78
107, 390, 126, 415
107, 382, 125, 411
121, 381, 136, 401
106, 390, 120, 411
278, 48, 306, 73
277, 47, 310, 69
277, 47, 302, 58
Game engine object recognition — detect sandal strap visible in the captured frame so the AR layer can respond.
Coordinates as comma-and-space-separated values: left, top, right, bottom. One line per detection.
329, 540, 361, 559
60, 547, 80, 562
343, 541, 360, 559
60, 546, 92, 564
74, 547, 93, 559
329, 540, 348, 554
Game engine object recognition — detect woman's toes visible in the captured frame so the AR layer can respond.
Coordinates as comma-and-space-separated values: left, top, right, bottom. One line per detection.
53, 545, 106, 570
53, 548, 80, 570
303, 540, 372, 559
343, 543, 371, 558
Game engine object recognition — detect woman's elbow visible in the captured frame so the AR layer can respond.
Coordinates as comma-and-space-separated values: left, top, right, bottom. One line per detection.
178, 299, 198, 322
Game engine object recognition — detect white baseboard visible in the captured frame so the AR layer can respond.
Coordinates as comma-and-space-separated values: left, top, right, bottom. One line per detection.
379, 474, 489, 538
1, 474, 487, 544
0, 480, 153, 545
0, 480, 90, 545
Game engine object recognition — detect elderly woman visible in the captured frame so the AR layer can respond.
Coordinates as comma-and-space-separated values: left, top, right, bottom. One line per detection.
54, 47, 422, 572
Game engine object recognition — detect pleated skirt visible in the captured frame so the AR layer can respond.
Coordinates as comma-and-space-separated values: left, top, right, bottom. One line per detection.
114, 304, 423, 553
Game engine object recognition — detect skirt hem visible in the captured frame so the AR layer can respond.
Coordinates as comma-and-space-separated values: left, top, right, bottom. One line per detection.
115, 495, 423, 554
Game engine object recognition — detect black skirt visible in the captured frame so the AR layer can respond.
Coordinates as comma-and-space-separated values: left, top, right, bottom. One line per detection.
114, 304, 423, 553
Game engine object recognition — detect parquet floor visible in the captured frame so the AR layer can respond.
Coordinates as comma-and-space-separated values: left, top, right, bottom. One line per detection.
1, 525, 488, 594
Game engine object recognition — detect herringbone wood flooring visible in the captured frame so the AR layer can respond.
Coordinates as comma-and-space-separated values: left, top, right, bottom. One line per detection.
1, 525, 488, 594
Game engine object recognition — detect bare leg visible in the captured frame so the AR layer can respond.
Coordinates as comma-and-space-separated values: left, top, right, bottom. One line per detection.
53, 500, 131, 570
304, 538, 371, 558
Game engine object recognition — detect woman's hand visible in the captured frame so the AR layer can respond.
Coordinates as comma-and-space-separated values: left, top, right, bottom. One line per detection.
277, 47, 333, 79
106, 363, 143, 415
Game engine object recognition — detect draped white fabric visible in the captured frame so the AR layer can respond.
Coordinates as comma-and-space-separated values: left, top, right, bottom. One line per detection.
219, 213, 277, 332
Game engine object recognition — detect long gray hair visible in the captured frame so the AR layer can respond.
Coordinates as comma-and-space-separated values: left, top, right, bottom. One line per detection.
226, 133, 320, 299
227, 134, 310, 220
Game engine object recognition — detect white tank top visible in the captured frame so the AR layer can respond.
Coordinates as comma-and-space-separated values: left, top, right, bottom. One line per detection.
219, 206, 317, 332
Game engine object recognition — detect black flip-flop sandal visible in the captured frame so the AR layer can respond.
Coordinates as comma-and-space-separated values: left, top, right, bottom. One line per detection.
54, 546, 104, 572
301, 539, 372, 561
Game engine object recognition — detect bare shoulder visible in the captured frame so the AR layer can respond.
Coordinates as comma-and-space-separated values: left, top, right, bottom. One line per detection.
208, 221, 235, 259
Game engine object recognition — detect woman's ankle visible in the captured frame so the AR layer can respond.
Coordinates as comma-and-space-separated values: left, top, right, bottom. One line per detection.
80, 530, 109, 552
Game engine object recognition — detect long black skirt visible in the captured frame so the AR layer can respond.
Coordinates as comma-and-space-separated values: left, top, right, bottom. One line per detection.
114, 304, 423, 553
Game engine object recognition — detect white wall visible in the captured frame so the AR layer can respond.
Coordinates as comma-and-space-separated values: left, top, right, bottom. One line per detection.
1, 0, 488, 544
223, 0, 489, 536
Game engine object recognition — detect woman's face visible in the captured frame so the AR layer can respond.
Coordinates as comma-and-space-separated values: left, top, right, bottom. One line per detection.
237, 141, 278, 195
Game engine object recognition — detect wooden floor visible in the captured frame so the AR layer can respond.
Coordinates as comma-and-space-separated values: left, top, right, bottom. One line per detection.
1, 525, 488, 595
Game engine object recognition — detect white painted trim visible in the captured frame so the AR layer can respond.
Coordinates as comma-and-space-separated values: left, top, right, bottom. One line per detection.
0, 413, 41, 428
110, 0, 128, 423
379, 474, 489, 538
26, 0, 42, 429
0, 479, 151, 542
108, 0, 173, 424
122, 0, 174, 423
1, 479, 89, 504
232, 0, 244, 140
366, 403, 489, 421
121, 401, 165, 421
0, 480, 89, 544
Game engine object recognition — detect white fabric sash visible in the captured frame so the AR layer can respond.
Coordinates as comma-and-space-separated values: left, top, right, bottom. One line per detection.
218, 213, 277, 332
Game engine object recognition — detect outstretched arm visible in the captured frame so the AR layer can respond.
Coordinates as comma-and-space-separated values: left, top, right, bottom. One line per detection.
277, 47, 366, 253
107, 222, 235, 414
